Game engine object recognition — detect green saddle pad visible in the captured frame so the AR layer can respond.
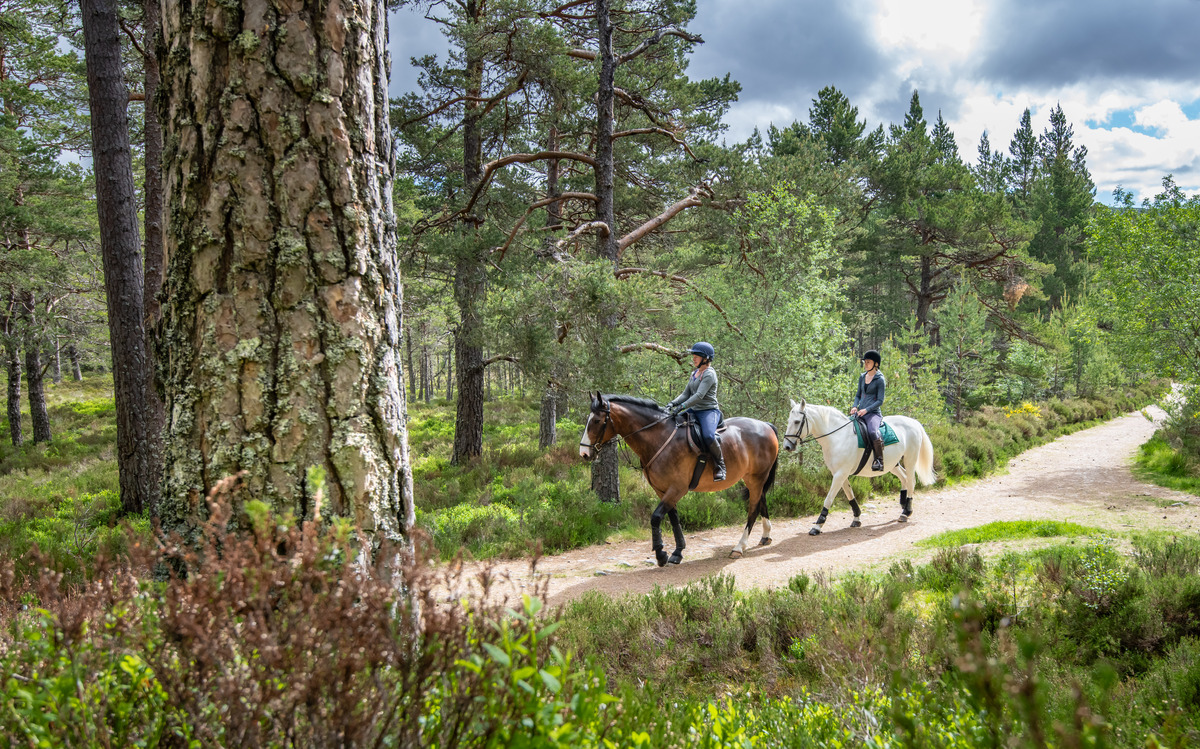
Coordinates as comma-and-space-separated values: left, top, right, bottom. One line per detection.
853, 418, 899, 449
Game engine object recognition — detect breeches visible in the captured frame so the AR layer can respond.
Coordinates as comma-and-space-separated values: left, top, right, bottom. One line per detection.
690, 408, 722, 442
861, 412, 882, 441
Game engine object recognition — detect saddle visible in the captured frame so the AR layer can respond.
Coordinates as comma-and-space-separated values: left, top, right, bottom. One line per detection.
676, 412, 727, 489
850, 416, 899, 476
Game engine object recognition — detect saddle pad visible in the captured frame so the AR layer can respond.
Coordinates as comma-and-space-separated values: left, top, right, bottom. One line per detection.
853, 419, 899, 448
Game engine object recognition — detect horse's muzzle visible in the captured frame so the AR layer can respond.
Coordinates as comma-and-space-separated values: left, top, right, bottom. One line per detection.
782, 439, 796, 452
579, 445, 593, 460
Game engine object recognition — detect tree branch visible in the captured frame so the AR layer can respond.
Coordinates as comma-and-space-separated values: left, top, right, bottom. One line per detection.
566, 48, 597, 60
463, 150, 598, 218
617, 183, 711, 252
482, 354, 519, 368
614, 266, 743, 336
554, 221, 610, 251
617, 28, 703, 65
617, 343, 684, 362
494, 192, 597, 260
613, 127, 701, 161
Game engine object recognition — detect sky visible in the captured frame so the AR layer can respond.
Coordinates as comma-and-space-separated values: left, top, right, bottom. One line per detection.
389, 0, 1200, 204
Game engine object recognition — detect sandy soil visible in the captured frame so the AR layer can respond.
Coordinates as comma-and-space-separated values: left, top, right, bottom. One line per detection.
463, 406, 1197, 607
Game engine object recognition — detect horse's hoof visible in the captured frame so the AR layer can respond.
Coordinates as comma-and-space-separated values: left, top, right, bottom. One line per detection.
729, 549, 743, 559
850, 519, 862, 528
655, 549, 668, 567
668, 553, 683, 565
808, 527, 822, 536
759, 537, 772, 546
897, 514, 908, 523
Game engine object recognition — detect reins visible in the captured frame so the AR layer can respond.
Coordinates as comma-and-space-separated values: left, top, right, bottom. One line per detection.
784, 411, 855, 448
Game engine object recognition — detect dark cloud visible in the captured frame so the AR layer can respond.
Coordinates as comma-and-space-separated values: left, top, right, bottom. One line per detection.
686, 0, 888, 123
976, 0, 1200, 85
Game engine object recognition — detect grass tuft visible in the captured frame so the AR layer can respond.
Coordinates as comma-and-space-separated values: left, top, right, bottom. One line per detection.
918, 519, 1102, 547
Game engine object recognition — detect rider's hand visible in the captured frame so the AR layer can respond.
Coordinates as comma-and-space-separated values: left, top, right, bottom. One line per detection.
849, 407, 858, 416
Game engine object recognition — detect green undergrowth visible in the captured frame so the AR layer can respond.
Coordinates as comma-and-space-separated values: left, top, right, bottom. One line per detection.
0, 375, 140, 580
557, 532, 1200, 746
918, 519, 1102, 547
412, 380, 1165, 561
1135, 434, 1200, 497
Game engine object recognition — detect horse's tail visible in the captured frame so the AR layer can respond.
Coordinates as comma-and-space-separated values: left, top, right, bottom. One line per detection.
763, 457, 778, 496
916, 428, 937, 486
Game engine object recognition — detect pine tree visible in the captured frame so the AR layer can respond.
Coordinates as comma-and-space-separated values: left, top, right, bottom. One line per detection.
1007, 108, 1038, 208
931, 111, 959, 163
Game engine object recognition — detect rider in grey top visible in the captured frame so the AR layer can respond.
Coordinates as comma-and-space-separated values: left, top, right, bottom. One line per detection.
849, 349, 886, 471
666, 342, 726, 481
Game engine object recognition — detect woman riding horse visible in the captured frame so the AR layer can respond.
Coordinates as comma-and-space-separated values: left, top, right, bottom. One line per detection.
665, 342, 725, 481
850, 350, 886, 472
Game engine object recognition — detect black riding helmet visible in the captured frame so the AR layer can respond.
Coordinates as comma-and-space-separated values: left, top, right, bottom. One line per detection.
862, 350, 881, 366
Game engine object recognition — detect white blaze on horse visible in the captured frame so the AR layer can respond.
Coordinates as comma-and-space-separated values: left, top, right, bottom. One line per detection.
782, 398, 936, 534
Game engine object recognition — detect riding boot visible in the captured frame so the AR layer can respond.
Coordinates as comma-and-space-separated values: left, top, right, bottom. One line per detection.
870, 436, 884, 472
709, 435, 727, 482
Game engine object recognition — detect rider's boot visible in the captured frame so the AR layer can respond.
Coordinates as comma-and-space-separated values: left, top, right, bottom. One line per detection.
709, 435, 727, 482
870, 436, 884, 472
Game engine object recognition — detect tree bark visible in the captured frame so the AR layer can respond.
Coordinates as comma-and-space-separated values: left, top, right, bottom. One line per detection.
538, 382, 556, 449
5, 342, 21, 447
80, 0, 158, 514
404, 326, 416, 400
50, 339, 62, 384
450, 0, 486, 464
68, 344, 83, 381
590, 0, 620, 502
157, 0, 413, 539
142, 0, 167, 507
19, 292, 50, 443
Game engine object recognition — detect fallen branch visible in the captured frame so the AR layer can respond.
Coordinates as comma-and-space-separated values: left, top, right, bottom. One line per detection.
614, 266, 743, 336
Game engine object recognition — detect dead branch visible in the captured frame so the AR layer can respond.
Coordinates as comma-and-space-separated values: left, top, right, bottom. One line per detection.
613, 127, 701, 161
617, 184, 711, 252
482, 354, 520, 368
614, 266, 743, 336
554, 221, 610, 251
127, 92, 145, 103
494, 192, 598, 261
462, 150, 598, 218
617, 343, 684, 362
617, 28, 704, 65
566, 49, 597, 60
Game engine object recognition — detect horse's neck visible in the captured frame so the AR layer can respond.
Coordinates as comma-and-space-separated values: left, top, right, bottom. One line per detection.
809, 405, 848, 437
612, 406, 670, 457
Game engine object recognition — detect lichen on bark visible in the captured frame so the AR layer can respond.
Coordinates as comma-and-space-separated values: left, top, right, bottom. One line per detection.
158, 0, 414, 541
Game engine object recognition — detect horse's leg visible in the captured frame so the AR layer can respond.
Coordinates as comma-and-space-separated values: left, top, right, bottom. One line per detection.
666, 507, 686, 564
758, 487, 772, 546
842, 480, 862, 528
810, 471, 850, 536
650, 500, 670, 567
731, 477, 765, 558
892, 463, 913, 521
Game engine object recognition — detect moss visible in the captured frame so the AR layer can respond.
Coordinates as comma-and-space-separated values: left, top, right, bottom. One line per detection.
234, 29, 260, 53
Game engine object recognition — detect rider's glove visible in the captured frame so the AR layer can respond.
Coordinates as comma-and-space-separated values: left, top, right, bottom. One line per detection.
666, 404, 680, 416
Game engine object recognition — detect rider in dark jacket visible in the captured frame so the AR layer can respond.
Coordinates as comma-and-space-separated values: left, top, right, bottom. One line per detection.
849, 350, 886, 471
666, 342, 726, 481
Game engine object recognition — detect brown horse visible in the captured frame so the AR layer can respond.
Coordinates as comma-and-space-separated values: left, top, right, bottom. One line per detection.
578, 392, 780, 565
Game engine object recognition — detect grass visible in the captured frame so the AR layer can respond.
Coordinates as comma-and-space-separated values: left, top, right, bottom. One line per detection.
917, 519, 1102, 547
0, 374, 141, 580
1134, 434, 1200, 497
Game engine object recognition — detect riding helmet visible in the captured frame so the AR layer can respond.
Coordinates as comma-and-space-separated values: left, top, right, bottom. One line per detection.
862, 349, 881, 366
688, 342, 715, 361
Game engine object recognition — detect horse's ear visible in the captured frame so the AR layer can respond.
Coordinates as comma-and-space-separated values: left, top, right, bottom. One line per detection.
800, 397, 807, 410
790, 398, 799, 410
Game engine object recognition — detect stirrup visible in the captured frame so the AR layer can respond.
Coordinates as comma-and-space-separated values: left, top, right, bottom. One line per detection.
871, 458, 884, 471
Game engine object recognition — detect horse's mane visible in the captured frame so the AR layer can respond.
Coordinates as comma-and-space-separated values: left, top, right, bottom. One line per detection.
601, 394, 665, 412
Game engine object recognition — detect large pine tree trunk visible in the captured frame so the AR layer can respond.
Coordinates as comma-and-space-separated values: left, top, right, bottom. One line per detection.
538, 382, 556, 449
450, 2, 486, 464
157, 0, 413, 539
80, 0, 159, 514
589, 0, 620, 502
142, 0, 167, 503
5, 342, 21, 447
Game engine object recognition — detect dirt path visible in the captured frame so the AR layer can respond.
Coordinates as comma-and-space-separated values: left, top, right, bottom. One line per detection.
469, 407, 1198, 607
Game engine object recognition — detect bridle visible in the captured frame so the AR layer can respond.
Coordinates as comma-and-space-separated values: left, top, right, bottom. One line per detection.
580, 405, 673, 458
783, 408, 854, 448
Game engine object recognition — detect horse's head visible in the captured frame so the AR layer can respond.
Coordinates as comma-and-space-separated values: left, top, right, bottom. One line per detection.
579, 391, 618, 460
782, 397, 808, 452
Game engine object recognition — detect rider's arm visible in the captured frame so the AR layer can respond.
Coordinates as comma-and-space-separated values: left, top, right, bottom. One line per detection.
667, 376, 695, 409
859, 375, 886, 412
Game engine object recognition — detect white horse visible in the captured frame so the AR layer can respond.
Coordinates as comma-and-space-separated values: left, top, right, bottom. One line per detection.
781, 398, 936, 535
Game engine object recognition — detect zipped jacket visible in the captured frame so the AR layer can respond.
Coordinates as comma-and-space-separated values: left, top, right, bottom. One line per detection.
852, 372, 886, 415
